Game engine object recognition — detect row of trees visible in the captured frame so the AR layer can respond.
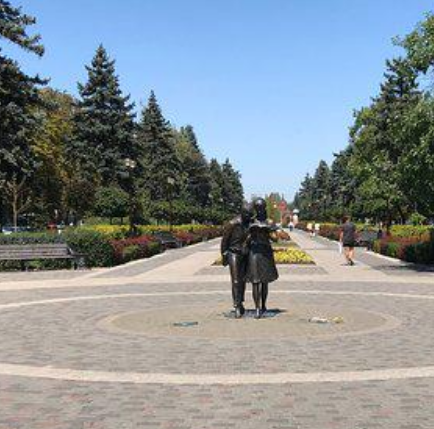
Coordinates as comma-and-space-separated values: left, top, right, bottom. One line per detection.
294, 12, 434, 224
0, 0, 244, 228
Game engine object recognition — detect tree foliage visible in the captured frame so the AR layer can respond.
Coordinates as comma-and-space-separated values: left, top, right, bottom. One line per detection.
0, 0, 46, 226
294, 13, 434, 224
67, 45, 136, 187
0, 1, 245, 227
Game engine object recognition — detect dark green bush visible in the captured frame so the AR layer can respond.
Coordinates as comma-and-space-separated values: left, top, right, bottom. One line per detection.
386, 242, 401, 259
122, 245, 140, 263
403, 241, 434, 264
64, 229, 114, 268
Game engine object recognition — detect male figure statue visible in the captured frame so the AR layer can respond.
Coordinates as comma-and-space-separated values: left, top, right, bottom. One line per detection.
246, 198, 279, 319
221, 207, 252, 318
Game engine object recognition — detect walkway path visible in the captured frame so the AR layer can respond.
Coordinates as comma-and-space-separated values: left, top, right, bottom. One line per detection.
0, 232, 434, 428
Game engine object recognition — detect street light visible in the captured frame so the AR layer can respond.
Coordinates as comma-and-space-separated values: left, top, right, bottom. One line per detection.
124, 158, 137, 236
167, 176, 175, 231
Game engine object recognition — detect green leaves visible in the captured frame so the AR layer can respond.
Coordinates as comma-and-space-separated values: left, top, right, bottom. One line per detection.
295, 14, 434, 223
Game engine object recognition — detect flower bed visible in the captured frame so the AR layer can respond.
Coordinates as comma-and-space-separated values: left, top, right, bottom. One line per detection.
273, 248, 314, 264
110, 235, 162, 264
0, 224, 223, 271
298, 221, 434, 264
215, 247, 314, 265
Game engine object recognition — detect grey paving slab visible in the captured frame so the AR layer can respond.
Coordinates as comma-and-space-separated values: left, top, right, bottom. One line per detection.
293, 229, 434, 277
0, 233, 434, 428
0, 376, 433, 429
0, 269, 88, 282
90, 239, 218, 279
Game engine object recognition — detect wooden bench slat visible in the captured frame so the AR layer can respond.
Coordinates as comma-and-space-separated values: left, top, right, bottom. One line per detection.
0, 243, 84, 269
1, 255, 74, 260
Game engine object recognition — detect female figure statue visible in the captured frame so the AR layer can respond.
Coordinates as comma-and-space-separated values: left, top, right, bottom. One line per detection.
246, 198, 279, 318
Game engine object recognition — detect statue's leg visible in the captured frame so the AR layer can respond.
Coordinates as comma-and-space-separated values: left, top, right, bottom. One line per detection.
232, 282, 238, 308
239, 281, 246, 315
228, 253, 238, 308
239, 257, 247, 315
261, 282, 268, 313
252, 282, 262, 318
231, 254, 245, 318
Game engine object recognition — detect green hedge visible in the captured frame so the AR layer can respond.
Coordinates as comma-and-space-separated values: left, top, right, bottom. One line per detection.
0, 223, 221, 271
64, 229, 114, 268
372, 237, 434, 264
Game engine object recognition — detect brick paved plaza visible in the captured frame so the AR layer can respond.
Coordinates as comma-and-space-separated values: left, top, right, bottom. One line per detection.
1, 231, 434, 428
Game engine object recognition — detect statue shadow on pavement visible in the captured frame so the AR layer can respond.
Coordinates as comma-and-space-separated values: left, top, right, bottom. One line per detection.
223, 308, 286, 319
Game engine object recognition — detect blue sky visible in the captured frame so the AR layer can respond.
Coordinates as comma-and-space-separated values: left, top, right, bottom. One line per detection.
5, 0, 434, 199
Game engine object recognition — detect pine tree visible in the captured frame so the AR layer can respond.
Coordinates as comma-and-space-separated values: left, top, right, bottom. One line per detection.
221, 158, 244, 216
329, 148, 356, 217
67, 45, 136, 187
0, 0, 46, 226
177, 125, 211, 207
209, 158, 225, 211
311, 160, 331, 219
138, 91, 181, 201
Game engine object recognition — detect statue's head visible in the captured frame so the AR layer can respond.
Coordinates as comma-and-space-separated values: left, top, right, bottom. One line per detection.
253, 198, 267, 222
240, 205, 254, 226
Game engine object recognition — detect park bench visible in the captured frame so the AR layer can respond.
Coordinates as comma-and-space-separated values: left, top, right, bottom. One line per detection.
0, 243, 85, 270
356, 230, 379, 250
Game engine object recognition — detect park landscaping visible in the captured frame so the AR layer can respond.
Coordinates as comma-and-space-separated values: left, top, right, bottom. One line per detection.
215, 232, 314, 266
0, 224, 223, 271
0, 2, 244, 235
297, 221, 434, 265
214, 248, 314, 266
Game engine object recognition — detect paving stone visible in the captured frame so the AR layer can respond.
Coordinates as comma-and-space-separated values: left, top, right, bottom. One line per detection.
0, 234, 433, 428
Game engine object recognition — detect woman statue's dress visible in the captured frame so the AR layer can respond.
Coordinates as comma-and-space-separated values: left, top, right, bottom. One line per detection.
246, 219, 279, 318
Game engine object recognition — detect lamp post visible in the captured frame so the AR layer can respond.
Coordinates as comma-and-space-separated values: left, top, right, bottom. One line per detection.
167, 176, 175, 231
124, 157, 137, 236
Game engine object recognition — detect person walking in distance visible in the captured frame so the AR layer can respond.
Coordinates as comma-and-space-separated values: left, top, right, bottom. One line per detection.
340, 215, 356, 266
221, 207, 253, 318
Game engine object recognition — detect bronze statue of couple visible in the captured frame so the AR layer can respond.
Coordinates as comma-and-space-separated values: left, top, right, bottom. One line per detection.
221, 198, 279, 319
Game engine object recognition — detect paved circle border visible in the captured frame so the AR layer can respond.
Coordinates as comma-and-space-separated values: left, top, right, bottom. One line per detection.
98, 303, 401, 342
1, 289, 434, 385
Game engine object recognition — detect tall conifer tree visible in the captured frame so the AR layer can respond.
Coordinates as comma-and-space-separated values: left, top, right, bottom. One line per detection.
177, 125, 211, 207
209, 158, 225, 211
221, 158, 244, 215
68, 45, 135, 186
138, 91, 180, 201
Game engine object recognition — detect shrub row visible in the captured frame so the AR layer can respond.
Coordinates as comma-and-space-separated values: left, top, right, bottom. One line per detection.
372, 237, 434, 264
88, 224, 223, 240
296, 221, 342, 240
389, 225, 433, 241
0, 224, 223, 271
111, 236, 162, 265
298, 221, 434, 264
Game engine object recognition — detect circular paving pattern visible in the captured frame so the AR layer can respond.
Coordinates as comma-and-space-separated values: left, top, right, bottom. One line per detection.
102, 302, 398, 340
0, 289, 434, 384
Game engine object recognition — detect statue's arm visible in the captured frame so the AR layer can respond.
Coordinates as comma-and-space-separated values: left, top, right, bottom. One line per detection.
221, 223, 234, 256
